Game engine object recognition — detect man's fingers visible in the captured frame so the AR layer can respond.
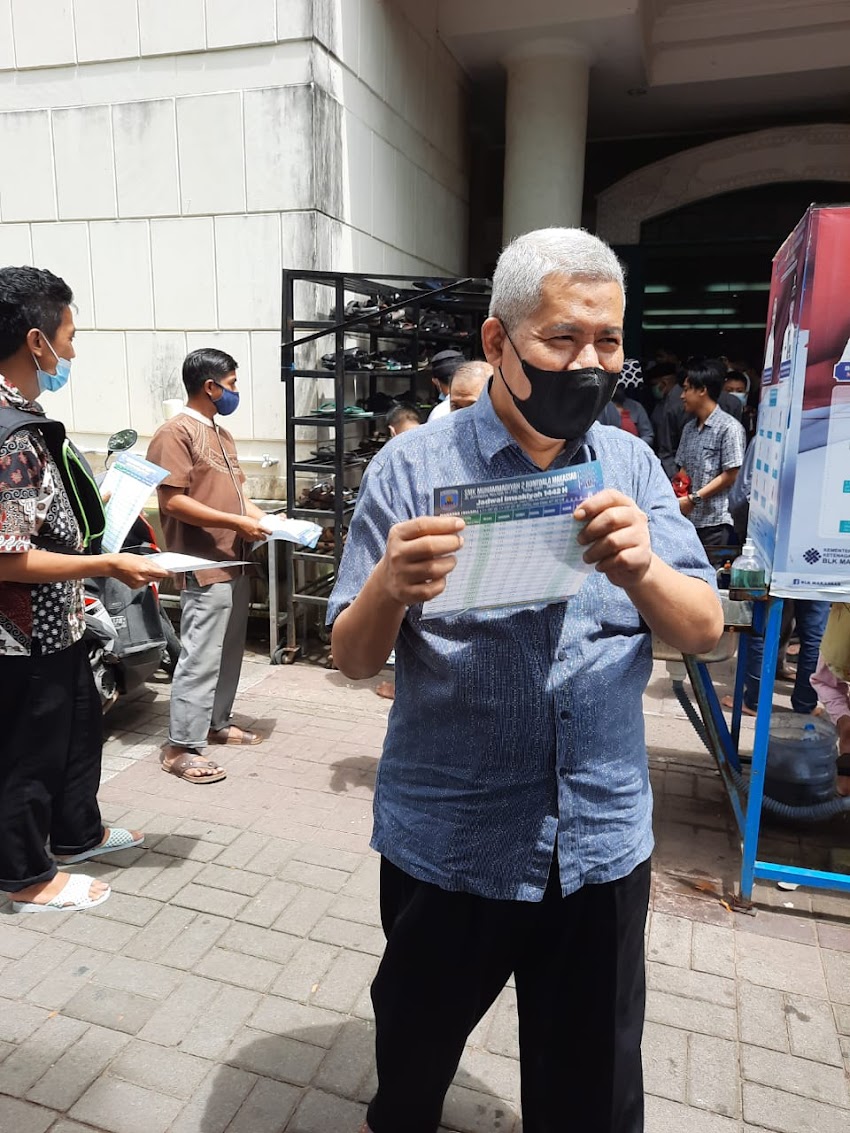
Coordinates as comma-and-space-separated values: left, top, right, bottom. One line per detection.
404, 577, 449, 603
398, 555, 457, 582
582, 529, 640, 565
573, 489, 632, 522
576, 505, 644, 545
394, 515, 465, 541
391, 533, 464, 562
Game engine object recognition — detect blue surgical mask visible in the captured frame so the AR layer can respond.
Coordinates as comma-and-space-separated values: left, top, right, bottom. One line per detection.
728, 391, 747, 404
33, 333, 72, 393
210, 383, 240, 416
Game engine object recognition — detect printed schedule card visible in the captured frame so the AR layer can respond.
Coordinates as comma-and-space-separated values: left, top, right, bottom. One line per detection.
422, 460, 604, 619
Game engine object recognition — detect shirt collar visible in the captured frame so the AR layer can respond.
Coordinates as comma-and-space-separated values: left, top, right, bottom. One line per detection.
471, 381, 516, 463
0, 375, 45, 415
701, 406, 722, 429
470, 381, 589, 469
180, 406, 215, 428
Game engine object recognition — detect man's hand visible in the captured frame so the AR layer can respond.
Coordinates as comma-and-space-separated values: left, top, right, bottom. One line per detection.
106, 553, 170, 590
234, 515, 269, 543
378, 516, 465, 606
575, 489, 652, 590
679, 496, 695, 517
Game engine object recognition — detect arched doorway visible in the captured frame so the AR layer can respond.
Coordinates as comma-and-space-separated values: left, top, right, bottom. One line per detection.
637, 180, 849, 366
595, 124, 850, 363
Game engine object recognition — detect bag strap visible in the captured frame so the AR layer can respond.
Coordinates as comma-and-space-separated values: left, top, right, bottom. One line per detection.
0, 407, 105, 553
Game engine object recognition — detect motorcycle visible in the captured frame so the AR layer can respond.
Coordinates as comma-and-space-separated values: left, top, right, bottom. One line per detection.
84, 429, 181, 712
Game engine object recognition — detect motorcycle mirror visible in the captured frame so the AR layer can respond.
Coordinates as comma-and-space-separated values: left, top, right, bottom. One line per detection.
106, 428, 137, 455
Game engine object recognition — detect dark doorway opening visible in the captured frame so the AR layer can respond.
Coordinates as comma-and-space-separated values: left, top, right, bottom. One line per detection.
633, 181, 850, 367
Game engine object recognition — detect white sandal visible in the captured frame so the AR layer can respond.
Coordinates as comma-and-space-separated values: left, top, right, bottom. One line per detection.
12, 873, 111, 914
56, 827, 144, 864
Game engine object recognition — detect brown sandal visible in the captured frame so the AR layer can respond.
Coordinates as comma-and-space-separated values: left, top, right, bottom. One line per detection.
162, 750, 227, 783
207, 726, 262, 746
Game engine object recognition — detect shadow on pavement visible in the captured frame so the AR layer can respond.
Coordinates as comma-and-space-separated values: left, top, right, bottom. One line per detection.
328, 756, 379, 795
201, 1017, 521, 1132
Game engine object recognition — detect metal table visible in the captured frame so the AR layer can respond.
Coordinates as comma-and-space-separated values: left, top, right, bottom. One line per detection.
684, 595, 850, 899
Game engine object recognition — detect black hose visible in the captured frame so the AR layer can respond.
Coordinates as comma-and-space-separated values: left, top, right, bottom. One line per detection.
672, 680, 850, 823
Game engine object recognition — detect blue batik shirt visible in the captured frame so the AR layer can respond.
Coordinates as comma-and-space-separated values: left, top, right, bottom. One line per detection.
327, 386, 716, 901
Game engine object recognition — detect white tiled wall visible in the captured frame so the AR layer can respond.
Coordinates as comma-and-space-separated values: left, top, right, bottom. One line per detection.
53, 106, 117, 220
73, 0, 141, 64
0, 0, 469, 475
112, 100, 181, 218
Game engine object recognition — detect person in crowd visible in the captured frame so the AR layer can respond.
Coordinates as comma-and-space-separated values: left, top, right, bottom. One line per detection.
0, 266, 167, 912
330, 227, 723, 1133
722, 369, 749, 405
387, 404, 422, 437
147, 349, 269, 784
731, 599, 830, 718
449, 360, 492, 412
612, 361, 654, 444
811, 603, 850, 795
647, 361, 686, 477
427, 349, 465, 421
722, 368, 756, 438
675, 357, 746, 549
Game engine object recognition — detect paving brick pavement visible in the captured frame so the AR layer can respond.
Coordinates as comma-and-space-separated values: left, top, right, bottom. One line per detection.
0, 650, 849, 1132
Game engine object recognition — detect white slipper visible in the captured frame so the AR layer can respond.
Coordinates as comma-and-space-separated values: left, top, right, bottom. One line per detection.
56, 827, 144, 864
12, 873, 111, 914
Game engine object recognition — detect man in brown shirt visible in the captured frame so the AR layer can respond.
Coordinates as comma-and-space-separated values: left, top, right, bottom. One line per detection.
147, 349, 268, 783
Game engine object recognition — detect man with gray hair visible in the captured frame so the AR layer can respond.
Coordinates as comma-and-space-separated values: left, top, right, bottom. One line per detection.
330, 228, 722, 1133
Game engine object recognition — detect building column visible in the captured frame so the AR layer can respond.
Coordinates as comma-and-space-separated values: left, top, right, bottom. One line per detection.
502, 40, 591, 243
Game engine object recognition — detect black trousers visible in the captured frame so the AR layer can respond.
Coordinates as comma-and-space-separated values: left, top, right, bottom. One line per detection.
696, 523, 739, 551
367, 855, 651, 1133
0, 639, 104, 892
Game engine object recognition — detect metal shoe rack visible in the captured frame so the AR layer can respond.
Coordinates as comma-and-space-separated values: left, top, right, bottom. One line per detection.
275, 269, 491, 663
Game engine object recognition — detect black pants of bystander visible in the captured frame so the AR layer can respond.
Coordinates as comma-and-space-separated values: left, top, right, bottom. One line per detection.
0, 638, 104, 892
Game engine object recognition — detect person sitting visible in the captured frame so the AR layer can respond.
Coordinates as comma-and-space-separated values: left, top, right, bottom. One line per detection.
387, 404, 422, 437
449, 360, 492, 412
674, 357, 746, 549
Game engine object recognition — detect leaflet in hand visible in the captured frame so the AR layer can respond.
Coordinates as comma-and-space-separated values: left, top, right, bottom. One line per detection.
259, 514, 323, 549
422, 460, 604, 619
146, 552, 251, 574
101, 453, 168, 553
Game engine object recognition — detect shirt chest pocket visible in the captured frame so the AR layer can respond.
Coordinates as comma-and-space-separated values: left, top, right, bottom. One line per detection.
700, 438, 721, 474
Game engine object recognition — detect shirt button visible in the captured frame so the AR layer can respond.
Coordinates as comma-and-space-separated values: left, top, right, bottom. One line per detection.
557, 649, 566, 661
559, 709, 569, 721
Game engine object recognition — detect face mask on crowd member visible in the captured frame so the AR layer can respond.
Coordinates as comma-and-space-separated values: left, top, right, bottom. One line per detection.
33, 333, 72, 393
208, 382, 240, 416
722, 370, 750, 406
22, 304, 77, 398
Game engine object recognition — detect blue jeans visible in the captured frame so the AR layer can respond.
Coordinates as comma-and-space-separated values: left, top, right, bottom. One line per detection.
744, 600, 830, 713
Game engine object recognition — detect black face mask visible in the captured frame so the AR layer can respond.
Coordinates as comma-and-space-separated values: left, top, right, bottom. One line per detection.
499, 325, 620, 441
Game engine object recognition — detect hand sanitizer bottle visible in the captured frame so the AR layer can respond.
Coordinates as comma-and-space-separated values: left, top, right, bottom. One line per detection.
730, 539, 766, 596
